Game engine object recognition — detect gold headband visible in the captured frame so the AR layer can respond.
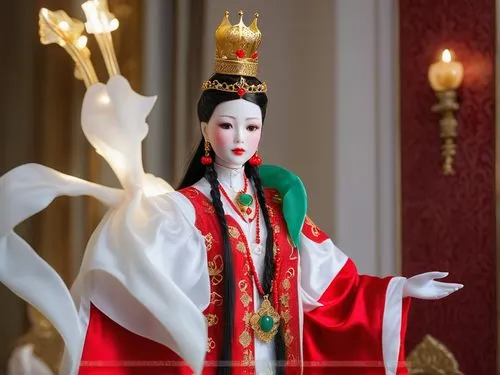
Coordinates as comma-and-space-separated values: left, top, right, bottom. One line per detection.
201, 77, 267, 96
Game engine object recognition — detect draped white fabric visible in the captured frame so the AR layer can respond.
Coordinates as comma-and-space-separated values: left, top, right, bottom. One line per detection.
0, 164, 121, 375
0, 76, 208, 375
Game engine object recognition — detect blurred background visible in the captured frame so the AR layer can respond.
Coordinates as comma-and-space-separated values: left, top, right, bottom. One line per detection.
0, 0, 497, 374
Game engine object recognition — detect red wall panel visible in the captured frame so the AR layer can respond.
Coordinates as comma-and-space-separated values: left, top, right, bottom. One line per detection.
399, 1, 496, 374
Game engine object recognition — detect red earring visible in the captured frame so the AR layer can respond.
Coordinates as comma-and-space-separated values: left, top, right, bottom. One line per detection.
201, 140, 213, 165
249, 152, 262, 166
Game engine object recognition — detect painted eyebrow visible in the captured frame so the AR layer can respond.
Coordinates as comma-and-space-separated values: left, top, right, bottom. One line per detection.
218, 115, 261, 121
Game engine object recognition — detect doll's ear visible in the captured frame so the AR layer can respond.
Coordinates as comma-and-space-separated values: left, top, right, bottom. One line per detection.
200, 122, 209, 139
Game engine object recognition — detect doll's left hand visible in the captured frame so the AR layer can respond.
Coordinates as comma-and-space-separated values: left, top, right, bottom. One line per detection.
402, 272, 463, 299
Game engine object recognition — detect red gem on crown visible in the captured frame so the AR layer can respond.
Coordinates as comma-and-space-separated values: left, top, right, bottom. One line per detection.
237, 88, 246, 97
251, 51, 258, 60
235, 49, 246, 58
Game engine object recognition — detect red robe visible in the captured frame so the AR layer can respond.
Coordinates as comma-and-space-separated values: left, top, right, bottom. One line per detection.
79, 187, 410, 374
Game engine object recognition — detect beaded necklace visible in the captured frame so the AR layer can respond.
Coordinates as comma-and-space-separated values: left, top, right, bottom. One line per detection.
218, 180, 281, 343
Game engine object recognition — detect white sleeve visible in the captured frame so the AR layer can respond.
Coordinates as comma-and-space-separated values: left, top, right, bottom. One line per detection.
299, 233, 348, 311
144, 192, 210, 310
72, 191, 209, 375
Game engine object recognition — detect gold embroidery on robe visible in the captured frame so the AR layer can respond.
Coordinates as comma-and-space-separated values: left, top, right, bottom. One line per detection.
210, 292, 223, 306
273, 243, 279, 256
228, 226, 240, 239
284, 328, 294, 347
272, 193, 283, 204
286, 236, 298, 260
184, 187, 199, 198
202, 200, 215, 214
280, 267, 296, 351
243, 311, 253, 324
206, 314, 219, 327
207, 337, 216, 353
240, 292, 252, 307
266, 205, 276, 218
280, 293, 290, 307
204, 233, 214, 252
242, 349, 255, 366
281, 310, 291, 324
305, 215, 320, 237
208, 255, 223, 285
239, 330, 252, 348
236, 241, 246, 254
238, 278, 253, 353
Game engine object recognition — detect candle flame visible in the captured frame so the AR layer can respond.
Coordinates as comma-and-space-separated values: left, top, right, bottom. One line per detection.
441, 49, 452, 63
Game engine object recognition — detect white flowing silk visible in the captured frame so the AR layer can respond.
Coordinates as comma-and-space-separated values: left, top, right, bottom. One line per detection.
0, 164, 121, 375
0, 76, 208, 375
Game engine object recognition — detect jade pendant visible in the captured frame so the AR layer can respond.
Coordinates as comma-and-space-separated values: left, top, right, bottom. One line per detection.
259, 315, 274, 332
237, 193, 253, 207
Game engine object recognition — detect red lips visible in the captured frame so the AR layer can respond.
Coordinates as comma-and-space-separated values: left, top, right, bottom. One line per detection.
231, 148, 245, 155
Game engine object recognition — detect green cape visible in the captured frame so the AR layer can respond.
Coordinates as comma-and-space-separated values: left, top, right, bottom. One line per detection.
259, 164, 307, 248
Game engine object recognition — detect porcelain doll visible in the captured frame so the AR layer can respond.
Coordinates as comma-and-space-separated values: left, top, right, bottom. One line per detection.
0, 11, 462, 375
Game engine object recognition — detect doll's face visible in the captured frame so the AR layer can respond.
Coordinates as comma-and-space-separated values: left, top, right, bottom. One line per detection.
201, 99, 262, 169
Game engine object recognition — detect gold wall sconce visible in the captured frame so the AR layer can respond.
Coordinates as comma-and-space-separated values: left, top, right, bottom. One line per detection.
428, 49, 464, 175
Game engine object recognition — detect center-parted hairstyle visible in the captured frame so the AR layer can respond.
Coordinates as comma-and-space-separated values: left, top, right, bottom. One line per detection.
178, 10, 286, 375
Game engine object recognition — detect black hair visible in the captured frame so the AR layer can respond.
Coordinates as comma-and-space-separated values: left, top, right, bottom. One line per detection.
178, 74, 285, 374
178, 74, 268, 188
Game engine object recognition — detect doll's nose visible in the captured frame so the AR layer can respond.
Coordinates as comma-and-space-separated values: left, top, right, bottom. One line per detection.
234, 129, 245, 143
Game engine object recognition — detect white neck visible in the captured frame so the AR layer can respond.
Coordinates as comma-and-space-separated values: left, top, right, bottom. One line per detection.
213, 163, 246, 192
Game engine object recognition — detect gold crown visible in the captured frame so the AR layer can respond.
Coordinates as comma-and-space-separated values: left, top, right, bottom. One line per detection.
214, 11, 262, 77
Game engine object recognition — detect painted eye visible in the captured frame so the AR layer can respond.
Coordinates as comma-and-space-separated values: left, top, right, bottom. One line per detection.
218, 123, 232, 129
247, 125, 260, 132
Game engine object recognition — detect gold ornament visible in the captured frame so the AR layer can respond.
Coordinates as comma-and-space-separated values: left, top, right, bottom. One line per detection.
249, 296, 280, 343
201, 77, 267, 94
202, 11, 268, 94
213, 11, 262, 77
81, 0, 121, 77
39, 8, 98, 87
407, 334, 464, 375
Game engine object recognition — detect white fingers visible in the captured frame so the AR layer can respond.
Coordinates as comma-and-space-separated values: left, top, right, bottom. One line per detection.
431, 282, 464, 299
428, 271, 449, 279
433, 281, 463, 290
